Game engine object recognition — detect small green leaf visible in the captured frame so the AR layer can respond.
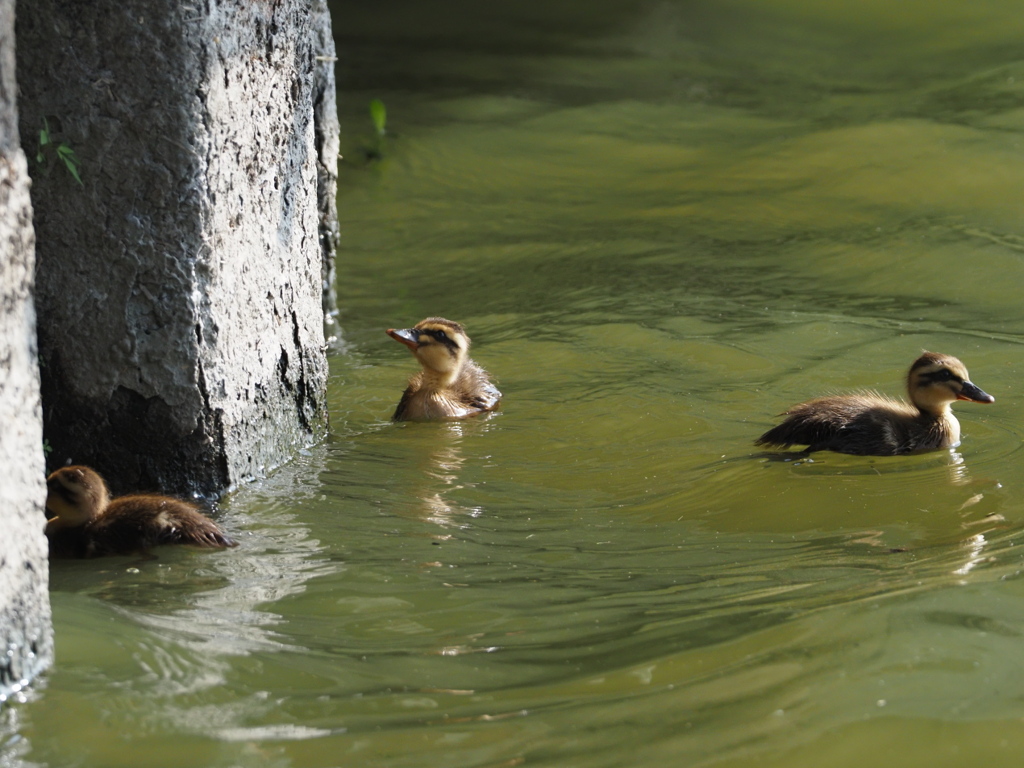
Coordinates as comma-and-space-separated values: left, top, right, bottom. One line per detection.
369, 98, 387, 137
64, 161, 83, 186
57, 144, 83, 185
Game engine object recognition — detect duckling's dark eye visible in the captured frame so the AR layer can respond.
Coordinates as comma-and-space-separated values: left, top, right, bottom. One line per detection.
435, 330, 448, 341
930, 369, 957, 383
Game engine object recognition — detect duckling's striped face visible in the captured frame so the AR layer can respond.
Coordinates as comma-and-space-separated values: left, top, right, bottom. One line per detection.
45, 465, 109, 525
387, 317, 470, 375
908, 353, 994, 412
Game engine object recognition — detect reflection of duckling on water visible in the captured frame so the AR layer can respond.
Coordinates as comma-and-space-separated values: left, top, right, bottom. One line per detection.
387, 317, 501, 421
756, 352, 994, 456
45, 465, 238, 558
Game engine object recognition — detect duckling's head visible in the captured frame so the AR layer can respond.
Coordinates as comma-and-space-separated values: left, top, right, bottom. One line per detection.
907, 352, 994, 414
45, 465, 111, 527
387, 317, 470, 382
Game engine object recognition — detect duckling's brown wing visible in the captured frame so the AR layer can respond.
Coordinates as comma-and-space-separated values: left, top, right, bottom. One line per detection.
85, 496, 237, 556
46, 528, 90, 558
393, 385, 416, 421
468, 380, 502, 412
757, 412, 844, 450
756, 396, 877, 451
458, 361, 501, 413
756, 394, 919, 455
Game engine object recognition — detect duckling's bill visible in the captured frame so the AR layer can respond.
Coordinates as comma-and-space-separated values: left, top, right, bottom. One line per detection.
387, 327, 420, 351
958, 381, 994, 403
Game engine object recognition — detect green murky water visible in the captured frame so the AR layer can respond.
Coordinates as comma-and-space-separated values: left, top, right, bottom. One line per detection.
9, 1, 1024, 766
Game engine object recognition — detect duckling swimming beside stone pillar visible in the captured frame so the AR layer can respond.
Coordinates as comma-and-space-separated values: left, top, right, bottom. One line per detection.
45, 465, 237, 558
387, 317, 501, 421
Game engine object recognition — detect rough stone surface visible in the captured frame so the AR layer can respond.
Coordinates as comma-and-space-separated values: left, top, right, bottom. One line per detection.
17, 0, 332, 496
313, 0, 340, 322
0, 0, 53, 699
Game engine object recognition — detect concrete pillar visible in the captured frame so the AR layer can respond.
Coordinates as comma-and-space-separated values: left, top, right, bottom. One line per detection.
313, 0, 340, 325
0, 0, 52, 698
17, 0, 334, 496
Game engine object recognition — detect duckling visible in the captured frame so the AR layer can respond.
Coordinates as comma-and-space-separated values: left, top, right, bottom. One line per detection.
756, 352, 994, 456
44, 465, 237, 558
387, 317, 501, 421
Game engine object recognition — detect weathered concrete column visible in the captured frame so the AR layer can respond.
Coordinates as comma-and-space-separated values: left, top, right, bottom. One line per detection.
313, 0, 340, 324
0, 0, 52, 697
17, 0, 335, 496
